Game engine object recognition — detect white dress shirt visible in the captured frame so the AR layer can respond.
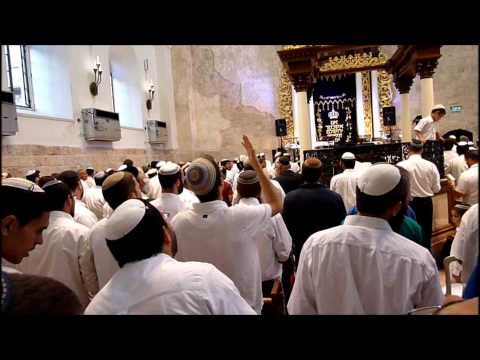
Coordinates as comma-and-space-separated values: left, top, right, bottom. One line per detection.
146, 176, 162, 200
446, 155, 468, 181
12, 211, 91, 307
86, 176, 96, 189
172, 200, 272, 314
414, 116, 438, 141
84, 253, 256, 315
443, 150, 459, 172
397, 154, 441, 198
75, 198, 98, 228
450, 204, 478, 282
103, 202, 114, 219
151, 192, 188, 220
88, 218, 119, 289
456, 163, 478, 205
288, 215, 444, 315
330, 168, 359, 212
83, 186, 106, 220
238, 198, 292, 281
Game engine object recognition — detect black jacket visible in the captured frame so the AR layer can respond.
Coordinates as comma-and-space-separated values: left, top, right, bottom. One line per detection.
274, 171, 303, 194
282, 183, 346, 265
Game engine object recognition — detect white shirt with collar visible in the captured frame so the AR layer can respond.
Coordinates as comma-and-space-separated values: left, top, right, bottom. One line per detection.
84, 253, 256, 315
443, 150, 459, 172
288, 215, 444, 315
83, 186, 106, 220
12, 211, 91, 307
456, 163, 478, 205
330, 168, 359, 212
397, 154, 441, 198
449, 204, 478, 282
414, 116, 438, 141
238, 197, 292, 281
178, 188, 199, 208
86, 176, 96, 189
146, 176, 162, 200
75, 198, 98, 228
171, 200, 272, 314
446, 155, 468, 181
151, 192, 188, 220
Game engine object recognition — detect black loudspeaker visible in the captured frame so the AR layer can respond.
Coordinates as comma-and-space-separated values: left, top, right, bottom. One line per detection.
275, 118, 287, 137
383, 106, 396, 126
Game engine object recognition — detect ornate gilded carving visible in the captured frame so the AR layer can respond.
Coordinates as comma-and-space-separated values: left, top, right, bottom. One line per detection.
279, 70, 295, 138
319, 52, 388, 73
377, 69, 394, 134
361, 72, 373, 138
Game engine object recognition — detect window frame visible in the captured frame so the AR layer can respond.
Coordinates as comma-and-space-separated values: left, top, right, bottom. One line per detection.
4, 45, 35, 110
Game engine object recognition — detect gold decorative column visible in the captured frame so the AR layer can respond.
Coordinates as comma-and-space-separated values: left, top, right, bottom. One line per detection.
294, 91, 312, 162
279, 70, 295, 138
361, 72, 373, 138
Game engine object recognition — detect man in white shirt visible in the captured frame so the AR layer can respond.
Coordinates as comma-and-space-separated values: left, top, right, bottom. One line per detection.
450, 203, 478, 283
151, 162, 187, 220
451, 148, 478, 205
235, 170, 292, 313
85, 172, 143, 292
58, 170, 98, 228
144, 168, 160, 200
82, 171, 107, 220
178, 162, 200, 207
288, 163, 444, 314
1, 178, 50, 267
443, 137, 459, 172
85, 199, 255, 315
172, 136, 282, 314
446, 141, 469, 181
86, 167, 96, 188
414, 104, 446, 142
330, 152, 359, 212
397, 140, 441, 251
13, 180, 91, 308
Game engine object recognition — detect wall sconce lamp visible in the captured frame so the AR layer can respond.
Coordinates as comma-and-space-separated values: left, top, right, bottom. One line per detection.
146, 83, 155, 111
90, 56, 103, 96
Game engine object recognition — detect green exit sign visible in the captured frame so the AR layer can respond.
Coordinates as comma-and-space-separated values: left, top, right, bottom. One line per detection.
450, 105, 463, 112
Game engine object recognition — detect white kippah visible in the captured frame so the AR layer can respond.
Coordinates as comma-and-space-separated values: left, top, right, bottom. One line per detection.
341, 152, 355, 160
469, 146, 477, 151
2, 178, 44, 193
357, 164, 401, 196
156, 161, 166, 169
449, 135, 456, 140
431, 104, 446, 112
26, 169, 37, 177
159, 162, 180, 176
105, 168, 113, 173
118, 164, 127, 171
87, 166, 94, 171
106, 199, 146, 241
146, 168, 158, 176
467, 141, 474, 146
458, 141, 468, 146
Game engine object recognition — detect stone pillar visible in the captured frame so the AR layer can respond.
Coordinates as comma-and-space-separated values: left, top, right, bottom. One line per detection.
417, 60, 438, 117
294, 90, 311, 162
394, 77, 414, 142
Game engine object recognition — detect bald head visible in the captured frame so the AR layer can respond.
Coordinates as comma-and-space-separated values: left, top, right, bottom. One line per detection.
102, 172, 139, 210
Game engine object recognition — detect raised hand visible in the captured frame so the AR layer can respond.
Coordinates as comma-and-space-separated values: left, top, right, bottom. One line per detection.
241, 135, 256, 160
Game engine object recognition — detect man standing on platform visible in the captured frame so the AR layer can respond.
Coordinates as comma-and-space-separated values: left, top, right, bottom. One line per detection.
414, 104, 446, 143
330, 152, 359, 212
397, 140, 441, 251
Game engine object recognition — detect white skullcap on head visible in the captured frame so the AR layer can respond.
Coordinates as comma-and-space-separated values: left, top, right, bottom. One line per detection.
105, 199, 146, 241
87, 166, 94, 170
2, 178, 44, 193
341, 152, 355, 160
431, 104, 446, 112
357, 164, 401, 196
146, 168, 157, 176
159, 162, 180, 176
26, 169, 37, 177
185, 158, 218, 196
449, 135, 457, 140
2, 172, 8, 179
467, 141, 474, 146
105, 168, 113, 173
118, 164, 127, 171
458, 141, 468, 146
156, 161, 166, 169
469, 146, 477, 151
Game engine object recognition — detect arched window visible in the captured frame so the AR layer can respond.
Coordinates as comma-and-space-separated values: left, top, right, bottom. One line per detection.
109, 46, 143, 129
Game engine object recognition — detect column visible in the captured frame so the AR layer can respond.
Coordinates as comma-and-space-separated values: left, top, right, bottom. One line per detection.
294, 90, 312, 162
417, 60, 438, 117
394, 77, 413, 142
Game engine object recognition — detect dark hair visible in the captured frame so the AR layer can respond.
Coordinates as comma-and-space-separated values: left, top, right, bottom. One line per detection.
150, 161, 158, 169
457, 143, 469, 156
237, 181, 261, 200
158, 171, 182, 190
220, 167, 227, 178
38, 176, 55, 188
220, 159, 231, 167
123, 166, 139, 180
86, 168, 95, 176
0, 186, 49, 225
432, 109, 446, 116
196, 156, 223, 203
444, 138, 455, 151
342, 159, 356, 169
465, 149, 479, 162
123, 159, 134, 167
388, 167, 411, 232
94, 173, 107, 187
102, 172, 137, 210
57, 171, 80, 193
302, 158, 322, 183
278, 156, 290, 166
413, 115, 422, 125
26, 172, 40, 183
4, 273, 82, 315
356, 167, 408, 217
42, 182, 72, 212
51, 173, 59, 179
106, 201, 167, 267
237, 161, 244, 171
243, 161, 254, 171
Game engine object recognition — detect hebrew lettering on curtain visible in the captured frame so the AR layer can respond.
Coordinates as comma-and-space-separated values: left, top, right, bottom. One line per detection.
313, 74, 357, 144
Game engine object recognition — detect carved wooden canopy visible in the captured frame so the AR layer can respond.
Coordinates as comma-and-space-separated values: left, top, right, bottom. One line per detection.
277, 45, 442, 95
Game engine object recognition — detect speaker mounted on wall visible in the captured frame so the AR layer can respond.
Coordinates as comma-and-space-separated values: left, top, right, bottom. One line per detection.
275, 118, 287, 137
383, 106, 396, 126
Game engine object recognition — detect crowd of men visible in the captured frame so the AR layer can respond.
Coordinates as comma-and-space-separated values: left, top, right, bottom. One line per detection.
1, 131, 478, 315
